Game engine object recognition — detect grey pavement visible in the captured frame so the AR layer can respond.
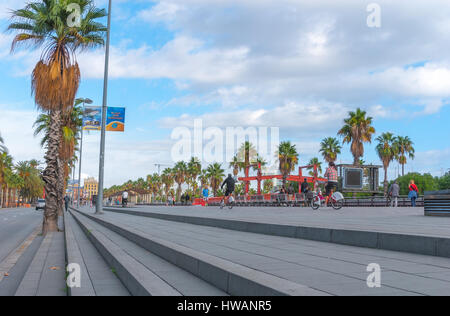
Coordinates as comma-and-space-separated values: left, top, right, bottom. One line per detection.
0, 236, 44, 296
0, 208, 42, 264
115, 205, 450, 238
15, 231, 66, 296
71, 210, 227, 296
79, 208, 450, 296
65, 212, 130, 296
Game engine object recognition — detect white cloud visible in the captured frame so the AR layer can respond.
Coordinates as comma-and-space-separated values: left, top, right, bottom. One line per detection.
0, 105, 45, 163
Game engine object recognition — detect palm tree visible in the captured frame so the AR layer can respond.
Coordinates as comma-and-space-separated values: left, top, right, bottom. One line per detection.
338, 108, 376, 166
229, 155, 241, 178
376, 133, 398, 196
0, 133, 7, 154
0, 153, 13, 208
206, 163, 225, 196
307, 158, 322, 177
199, 169, 209, 190
173, 161, 188, 201
278, 141, 299, 188
16, 161, 44, 204
319, 137, 342, 163
8, 0, 107, 233
188, 157, 202, 196
394, 136, 415, 176
237, 142, 258, 192
161, 168, 174, 202
34, 103, 83, 215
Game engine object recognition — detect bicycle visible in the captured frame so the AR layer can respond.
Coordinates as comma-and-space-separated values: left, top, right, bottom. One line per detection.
310, 190, 345, 210
220, 195, 235, 210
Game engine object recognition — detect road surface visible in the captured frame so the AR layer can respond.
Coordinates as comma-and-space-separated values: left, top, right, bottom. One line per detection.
0, 208, 42, 264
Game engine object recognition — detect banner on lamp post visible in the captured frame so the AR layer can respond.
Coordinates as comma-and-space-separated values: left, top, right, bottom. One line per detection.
82, 106, 126, 132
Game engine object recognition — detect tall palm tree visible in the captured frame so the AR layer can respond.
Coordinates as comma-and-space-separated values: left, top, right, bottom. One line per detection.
319, 137, 342, 163
188, 157, 202, 196
376, 133, 398, 196
34, 103, 83, 215
206, 163, 225, 196
161, 168, 174, 202
278, 141, 299, 188
0, 153, 13, 208
394, 136, 415, 176
173, 161, 188, 201
307, 158, 322, 177
8, 0, 107, 233
338, 108, 376, 166
237, 142, 258, 192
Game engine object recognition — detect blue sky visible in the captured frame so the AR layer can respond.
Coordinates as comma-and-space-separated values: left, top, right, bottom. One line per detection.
1, 0, 450, 187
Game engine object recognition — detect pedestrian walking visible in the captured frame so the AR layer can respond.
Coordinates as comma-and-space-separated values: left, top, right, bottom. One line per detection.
64, 195, 70, 212
388, 180, 400, 207
408, 180, 419, 207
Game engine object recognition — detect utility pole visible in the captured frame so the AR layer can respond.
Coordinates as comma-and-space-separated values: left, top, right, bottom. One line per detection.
96, 0, 112, 215
77, 98, 92, 208
155, 163, 170, 175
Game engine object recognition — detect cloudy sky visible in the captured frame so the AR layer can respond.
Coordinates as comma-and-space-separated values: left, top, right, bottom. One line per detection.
1, 0, 450, 187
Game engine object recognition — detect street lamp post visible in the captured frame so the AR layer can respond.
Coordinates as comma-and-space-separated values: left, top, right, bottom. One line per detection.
96, 0, 112, 214
77, 98, 93, 208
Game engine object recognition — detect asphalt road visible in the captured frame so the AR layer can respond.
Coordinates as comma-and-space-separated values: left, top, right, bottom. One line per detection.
0, 208, 42, 264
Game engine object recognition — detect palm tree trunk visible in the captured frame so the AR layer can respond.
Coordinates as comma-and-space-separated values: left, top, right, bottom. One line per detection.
402, 163, 405, 177
384, 167, 388, 196
42, 109, 62, 234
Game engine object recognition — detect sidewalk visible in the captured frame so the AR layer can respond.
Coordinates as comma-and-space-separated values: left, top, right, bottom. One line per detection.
76, 208, 450, 295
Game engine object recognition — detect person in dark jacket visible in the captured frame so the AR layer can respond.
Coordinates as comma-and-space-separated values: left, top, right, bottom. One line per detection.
64, 195, 70, 212
220, 174, 236, 206
301, 179, 310, 194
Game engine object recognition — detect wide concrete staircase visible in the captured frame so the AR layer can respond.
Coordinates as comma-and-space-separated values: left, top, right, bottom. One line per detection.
66, 208, 325, 296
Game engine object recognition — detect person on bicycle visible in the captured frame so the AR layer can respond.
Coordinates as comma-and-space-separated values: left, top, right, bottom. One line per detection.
324, 162, 338, 206
221, 174, 236, 205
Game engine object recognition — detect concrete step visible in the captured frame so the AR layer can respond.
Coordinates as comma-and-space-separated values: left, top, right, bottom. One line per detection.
15, 231, 66, 296
70, 209, 226, 296
73, 208, 328, 296
103, 207, 450, 259
64, 212, 130, 296
70, 210, 181, 296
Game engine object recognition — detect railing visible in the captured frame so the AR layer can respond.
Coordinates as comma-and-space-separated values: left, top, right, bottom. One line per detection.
133, 194, 424, 208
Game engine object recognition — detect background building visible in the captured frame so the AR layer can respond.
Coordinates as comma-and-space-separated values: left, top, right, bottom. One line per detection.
84, 177, 98, 200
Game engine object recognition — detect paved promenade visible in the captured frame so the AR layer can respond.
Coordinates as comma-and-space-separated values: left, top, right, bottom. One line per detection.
119, 206, 450, 238
78, 208, 450, 295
